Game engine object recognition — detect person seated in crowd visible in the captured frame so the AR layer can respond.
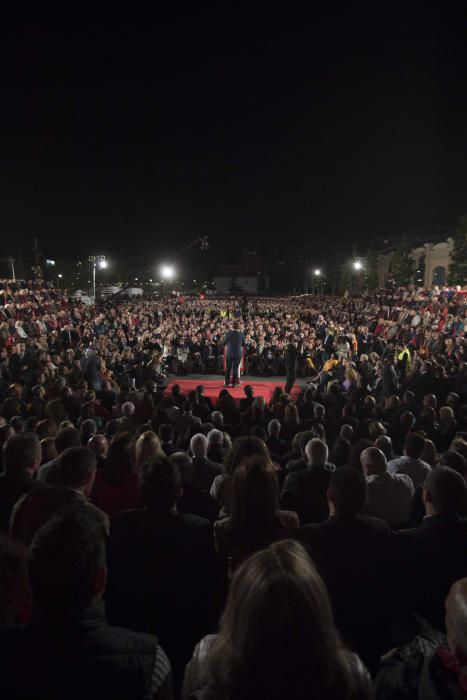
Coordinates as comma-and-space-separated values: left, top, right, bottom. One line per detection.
10, 446, 106, 546
171, 451, 219, 524
283, 430, 315, 473
0, 505, 172, 699
80, 417, 97, 446
91, 432, 140, 518
117, 401, 138, 433
210, 436, 271, 517
189, 433, 223, 492
214, 453, 298, 569
360, 447, 414, 527
87, 434, 108, 469
158, 423, 177, 456
107, 458, 218, 693
375, 578, 467, 700
0, 433, 43, 532
394, 467, 467, 629
266, 418, 289, 458
388, 431, 432, 487
183, 539, 372, 700
298, 466, 392, 669
37, 426, 81, 484
0, 534, 29, 627
135, 431, 166, 472
281, 438, 335, 525
207, 428, 227, 464
174, 401, 202, 445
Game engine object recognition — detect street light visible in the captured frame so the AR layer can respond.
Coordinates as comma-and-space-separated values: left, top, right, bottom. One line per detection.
160, 264, 175, 280
314, 269, 321, 276
89, 255, 107, 301
353, 260, 363, 271
57, 273, 63, 288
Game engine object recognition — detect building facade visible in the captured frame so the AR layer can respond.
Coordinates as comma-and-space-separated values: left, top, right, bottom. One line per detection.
377, 237, 454, 288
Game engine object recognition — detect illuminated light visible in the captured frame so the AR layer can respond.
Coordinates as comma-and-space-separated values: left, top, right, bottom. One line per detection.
314, 269, 321, 276
58, 274, 63, 278
46, 259, 55, 266
353, 260, 363, 270
98, 260, 108, 269
160, 264, 175, 280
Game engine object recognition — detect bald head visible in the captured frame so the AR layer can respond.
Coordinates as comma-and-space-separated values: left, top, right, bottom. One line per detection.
87, 434, 109, 458
446, 578, 467, 657
360, 447, 388, 476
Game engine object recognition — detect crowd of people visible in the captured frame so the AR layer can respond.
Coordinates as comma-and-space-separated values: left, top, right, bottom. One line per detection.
0, 276, 467, 698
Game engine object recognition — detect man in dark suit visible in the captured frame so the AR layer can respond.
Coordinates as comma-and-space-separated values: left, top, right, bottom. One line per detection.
394, 467, 467, 629
107, 458, 220, 693
297, 466, 391, 668
280, 438, 335, 524
284, 340, 298, 395
189, 433, 223, 491
223, 321, 246, 387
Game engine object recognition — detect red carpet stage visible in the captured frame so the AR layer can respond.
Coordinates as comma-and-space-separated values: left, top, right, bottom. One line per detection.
165, 378, 302, 405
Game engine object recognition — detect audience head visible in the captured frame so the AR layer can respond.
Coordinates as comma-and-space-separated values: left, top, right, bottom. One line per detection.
3, 433, 41, 477
445, 578, 467, 662
224, 436, 271, 477
208, 428, 224, 447
28, 504, 107, 617
423, 467, 467, 516
169, 452, 193, 487
404, 432, 426, 459
211, 410, 224, 427
158, 423, 174, 444
103, 432, 135, 486
328, 466, 368, 519
135, 431, 164, 471
305, 438, 328, 466
190, 433, 209, 458
87, 434, 108, 459
55, 427, 81, 455
140, 458, 182, 512
267, 419, 281, 437
439, 450, 467, 477
374, 435, 394, 461
56, 447, 97, 495
360, 447, 388, 476
121, 401, 135, 418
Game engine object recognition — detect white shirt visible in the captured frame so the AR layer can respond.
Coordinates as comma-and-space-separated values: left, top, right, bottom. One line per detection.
363, 471, 414, 526
387, 456, 431, 488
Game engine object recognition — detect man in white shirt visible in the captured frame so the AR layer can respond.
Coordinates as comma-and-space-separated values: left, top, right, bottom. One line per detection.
388, 432, 432, 488
361, 447, 414, 527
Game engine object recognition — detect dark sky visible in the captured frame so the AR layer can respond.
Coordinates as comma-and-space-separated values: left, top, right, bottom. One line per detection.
1, 5, 467, 264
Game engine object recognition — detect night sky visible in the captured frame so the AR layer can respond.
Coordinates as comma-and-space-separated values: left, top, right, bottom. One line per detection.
1, 6, 467, 266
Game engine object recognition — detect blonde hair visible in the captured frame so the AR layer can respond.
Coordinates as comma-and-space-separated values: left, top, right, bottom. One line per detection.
135, 431, 165, 471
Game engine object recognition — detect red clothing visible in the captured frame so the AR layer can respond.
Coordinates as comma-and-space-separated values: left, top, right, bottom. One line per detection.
91, 471, 140, 519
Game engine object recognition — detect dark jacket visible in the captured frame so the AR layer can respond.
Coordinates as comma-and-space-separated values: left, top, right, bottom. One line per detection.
395, 514, 467, 628
0, 604, 171, 700
298, 514, 392, 668
191, 457, 223, 492
223, 330, 246, 359
107, 509, 221, 688
375, 628, 466, 700
280, 463, 335, 524
0, 471, 44, 533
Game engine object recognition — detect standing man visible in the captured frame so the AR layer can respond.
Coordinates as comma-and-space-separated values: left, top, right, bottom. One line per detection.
223, 321, 246, 387
285, 338, 298, 395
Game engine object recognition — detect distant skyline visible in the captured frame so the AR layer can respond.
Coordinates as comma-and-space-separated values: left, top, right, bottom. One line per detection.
1, 6, 467, 263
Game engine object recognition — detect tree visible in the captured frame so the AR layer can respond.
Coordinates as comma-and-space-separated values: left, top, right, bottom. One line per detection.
448, 214, 467, 286
365, 249, 379, 291
392, 234, 414, 287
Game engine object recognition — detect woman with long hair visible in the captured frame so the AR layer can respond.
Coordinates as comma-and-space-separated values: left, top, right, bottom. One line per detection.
135, 430, 166, 472
183, 540, 371, 700
282, 403, 301, 442
210, 436, 270, 517
91, 431, 139, 518
214, 455, 298, 568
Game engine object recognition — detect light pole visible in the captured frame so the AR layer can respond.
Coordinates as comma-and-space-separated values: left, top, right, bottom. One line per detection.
353, 259, 363, 295
160, 264, 176, 296
57, 273, 63, 288
89, 255, 107, 301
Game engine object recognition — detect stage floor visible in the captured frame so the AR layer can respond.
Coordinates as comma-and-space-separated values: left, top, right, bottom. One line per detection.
165, 375, 306, 404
